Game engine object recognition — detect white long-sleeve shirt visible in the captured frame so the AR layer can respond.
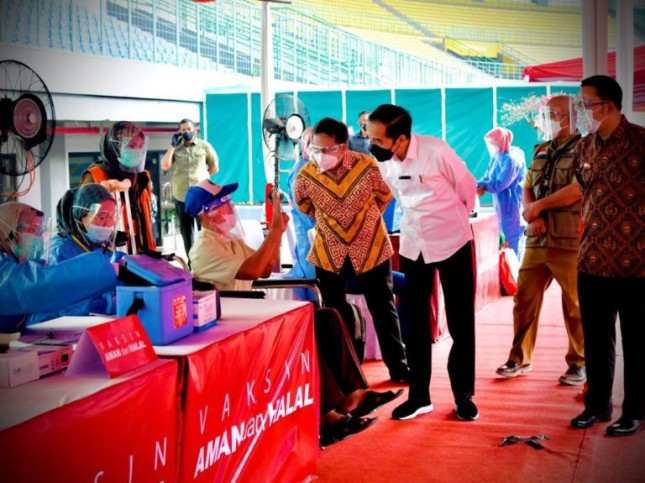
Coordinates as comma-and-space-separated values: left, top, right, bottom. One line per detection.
378, 134, 477, 263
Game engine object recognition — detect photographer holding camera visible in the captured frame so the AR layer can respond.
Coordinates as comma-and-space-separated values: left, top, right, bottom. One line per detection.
160, 118, 218, 265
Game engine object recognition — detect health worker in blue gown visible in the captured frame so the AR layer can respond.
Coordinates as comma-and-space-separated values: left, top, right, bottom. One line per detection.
0, 200, 119, 333
476, 127, 527, 258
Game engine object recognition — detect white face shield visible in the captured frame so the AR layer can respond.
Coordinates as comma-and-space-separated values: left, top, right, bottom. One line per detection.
536, 98, 575, 141
572, 96, 606, 136
0, 216, 45, 263
105, 122, 149, 173
73, 201, 119, 245
203, 196, 245, 242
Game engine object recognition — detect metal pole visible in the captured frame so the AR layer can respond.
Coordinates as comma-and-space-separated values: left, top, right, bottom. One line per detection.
582, 0, 608, 77
616, 0, 634, 116
261, 1, 275, 188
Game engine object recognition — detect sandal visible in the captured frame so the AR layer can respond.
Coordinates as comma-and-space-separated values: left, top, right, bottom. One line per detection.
350, 389, 404, 418
320, 414, 377, 447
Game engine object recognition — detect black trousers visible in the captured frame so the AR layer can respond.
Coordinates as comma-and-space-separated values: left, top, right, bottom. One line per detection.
174, 198, 200, 262
399, 241, 476, 403
315, 308, 369, 416
316, 258, 407, 376
578, 272, 645, 419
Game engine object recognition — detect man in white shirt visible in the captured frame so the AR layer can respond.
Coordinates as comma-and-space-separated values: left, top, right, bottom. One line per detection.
367, 104, 479, 421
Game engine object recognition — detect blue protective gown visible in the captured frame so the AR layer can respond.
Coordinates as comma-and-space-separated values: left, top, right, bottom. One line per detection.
477, 148, 527, 257
283, 156, 317, 301
286, 156, 316, 280
0, 248, 118, 333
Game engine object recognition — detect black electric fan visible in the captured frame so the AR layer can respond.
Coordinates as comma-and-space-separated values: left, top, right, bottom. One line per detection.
0, 60, 55, 199
261, 94, 310, 193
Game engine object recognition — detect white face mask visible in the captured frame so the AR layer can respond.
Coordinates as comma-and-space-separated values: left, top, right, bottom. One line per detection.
578, 109, 605, 135
310, 151, 340, 173
86, 224, 115, 244
544, 119, 563, 141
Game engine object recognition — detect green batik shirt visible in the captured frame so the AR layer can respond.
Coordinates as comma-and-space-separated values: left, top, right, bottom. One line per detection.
170, 138, 219, 201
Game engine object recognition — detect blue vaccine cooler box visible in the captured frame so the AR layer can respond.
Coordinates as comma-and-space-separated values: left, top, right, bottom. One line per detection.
116, 254, 194, 345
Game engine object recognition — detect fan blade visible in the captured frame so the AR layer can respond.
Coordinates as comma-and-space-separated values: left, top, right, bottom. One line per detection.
277, 136, 297, 160
263, 117, 285, 135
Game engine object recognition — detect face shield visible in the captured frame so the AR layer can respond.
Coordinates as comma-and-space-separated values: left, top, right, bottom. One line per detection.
572, 96, 604, 136
105, 122, 149, 173
73, 201, 119, 245
536, 98, 575, 141
0, 215, 45, 263
203, 196, 245, 242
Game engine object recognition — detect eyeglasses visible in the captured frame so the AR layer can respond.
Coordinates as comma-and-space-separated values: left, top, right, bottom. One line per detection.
309, 144, 344, 155
91, 211, 119, 225
548, 111, 568, 120
580, 100, 606, 109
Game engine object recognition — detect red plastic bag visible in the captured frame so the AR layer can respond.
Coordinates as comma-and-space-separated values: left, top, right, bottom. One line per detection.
499, 248, 520, 296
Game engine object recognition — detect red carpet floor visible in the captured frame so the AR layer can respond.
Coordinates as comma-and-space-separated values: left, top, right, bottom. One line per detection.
315, 285, 645, 482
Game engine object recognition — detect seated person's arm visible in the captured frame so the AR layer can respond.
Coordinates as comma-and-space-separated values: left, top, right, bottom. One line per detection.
236, 191, 289, 280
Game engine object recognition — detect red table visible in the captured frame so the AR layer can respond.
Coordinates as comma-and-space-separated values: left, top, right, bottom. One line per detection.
156, 298, 319, 483
0, 359, 179, 482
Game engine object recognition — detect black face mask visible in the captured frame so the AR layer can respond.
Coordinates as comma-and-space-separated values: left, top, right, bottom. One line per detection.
182, 131, 195, 142
360, 123, 367, 132
370, 143, 394, 162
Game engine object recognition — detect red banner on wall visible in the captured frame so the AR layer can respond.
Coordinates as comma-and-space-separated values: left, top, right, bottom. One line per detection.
178, 304, 319, 482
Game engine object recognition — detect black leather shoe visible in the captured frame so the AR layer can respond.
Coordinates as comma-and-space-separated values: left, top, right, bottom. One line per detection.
606, 417, 643, 437
571, 410, 612, 429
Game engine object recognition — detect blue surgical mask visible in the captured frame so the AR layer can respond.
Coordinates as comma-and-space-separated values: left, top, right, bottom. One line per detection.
86, 224, 115, 244
118, 148, 142, 170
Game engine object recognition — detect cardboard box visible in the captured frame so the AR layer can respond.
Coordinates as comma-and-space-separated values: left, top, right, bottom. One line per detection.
18, 344, 73, 377
0, 350, 39, 388
193, 290, 221, 332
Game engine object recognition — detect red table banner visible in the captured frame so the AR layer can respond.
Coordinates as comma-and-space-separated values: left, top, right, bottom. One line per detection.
0, 359, 178, 482
67, 315, 157, 379
178, 303, 319, 482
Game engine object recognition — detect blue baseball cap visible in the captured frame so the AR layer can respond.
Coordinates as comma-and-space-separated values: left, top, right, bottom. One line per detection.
184, 180, 238, 217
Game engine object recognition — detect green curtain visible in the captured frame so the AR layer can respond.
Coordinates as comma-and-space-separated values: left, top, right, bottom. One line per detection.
205, 93, 250, 203
206, 85, 581, 203
346, 89, 392, 129
297, 90, 343, 129
395, 89, 442, 138
445, 88, 493, 182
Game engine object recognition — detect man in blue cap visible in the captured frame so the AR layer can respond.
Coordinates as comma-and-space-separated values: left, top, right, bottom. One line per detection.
185, 180, 289, 290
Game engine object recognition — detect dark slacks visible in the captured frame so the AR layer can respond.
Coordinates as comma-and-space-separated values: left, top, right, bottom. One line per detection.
316, 258, 407, 376
578, 272, 645, 419
174, 198, 200, 261
315, 308, 369, 416
399, 241, 476, 403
